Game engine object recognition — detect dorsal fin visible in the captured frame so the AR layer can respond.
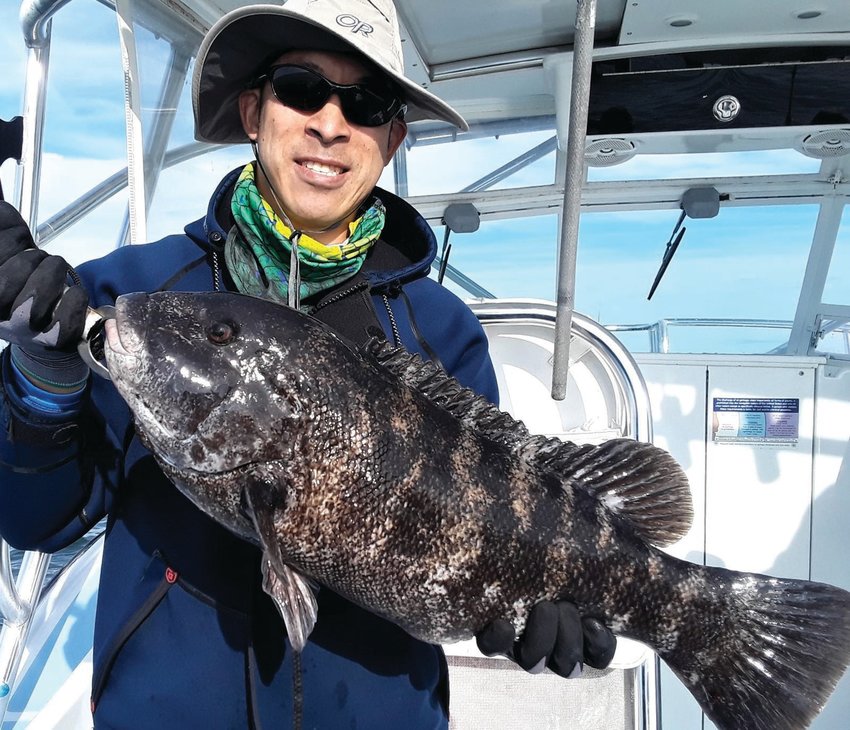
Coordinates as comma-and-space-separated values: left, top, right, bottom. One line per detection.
365, 339, 538, 449
364, 339, 693, 547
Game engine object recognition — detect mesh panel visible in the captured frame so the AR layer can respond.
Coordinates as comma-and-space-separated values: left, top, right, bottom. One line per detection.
447, 655, 638, 730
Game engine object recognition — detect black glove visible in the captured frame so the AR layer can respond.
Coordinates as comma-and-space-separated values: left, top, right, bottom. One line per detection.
476, 600, 617, 678
0, 201, 89, 353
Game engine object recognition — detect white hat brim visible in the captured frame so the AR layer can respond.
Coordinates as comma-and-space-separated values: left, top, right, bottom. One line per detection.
193, 4, 468, 144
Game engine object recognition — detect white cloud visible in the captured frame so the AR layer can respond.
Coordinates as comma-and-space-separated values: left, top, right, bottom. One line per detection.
29, 148, 251, 266
402, 131, 556, 196
34, 153, 130, 264
0, 8, 26, 105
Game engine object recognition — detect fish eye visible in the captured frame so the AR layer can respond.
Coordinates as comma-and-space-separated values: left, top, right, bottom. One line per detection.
206, 320, 237, 345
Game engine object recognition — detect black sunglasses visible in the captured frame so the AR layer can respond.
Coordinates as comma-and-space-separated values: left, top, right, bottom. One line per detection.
255, 64, 406, 128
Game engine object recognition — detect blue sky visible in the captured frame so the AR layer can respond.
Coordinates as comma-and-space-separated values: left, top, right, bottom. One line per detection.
2, 0, 848, 355
0, 3, 26, 196
1, 0, 127, 158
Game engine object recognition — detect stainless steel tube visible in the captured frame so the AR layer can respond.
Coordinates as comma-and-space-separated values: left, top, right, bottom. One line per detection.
551, 0, 597, 400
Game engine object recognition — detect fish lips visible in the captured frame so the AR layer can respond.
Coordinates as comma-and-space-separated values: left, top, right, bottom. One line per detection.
105, 292, 191, 455
105, 292, 149, 366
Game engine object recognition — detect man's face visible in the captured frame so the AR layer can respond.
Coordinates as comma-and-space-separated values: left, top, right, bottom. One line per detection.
239, 49, 407, 244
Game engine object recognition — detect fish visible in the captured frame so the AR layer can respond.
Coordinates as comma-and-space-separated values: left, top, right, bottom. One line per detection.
103, 289, 850, 730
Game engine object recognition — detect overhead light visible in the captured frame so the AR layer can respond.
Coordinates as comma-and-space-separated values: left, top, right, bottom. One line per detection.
795, 10, 823, 20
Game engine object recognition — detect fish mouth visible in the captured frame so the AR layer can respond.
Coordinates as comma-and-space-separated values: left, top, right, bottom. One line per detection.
110, 294, 148, 354
103, 293, 180, 451
103, 293, 149, 373
103, 318, 133, 358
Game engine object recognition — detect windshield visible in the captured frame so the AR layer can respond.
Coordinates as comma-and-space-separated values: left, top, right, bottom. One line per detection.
2, 0, 848, 357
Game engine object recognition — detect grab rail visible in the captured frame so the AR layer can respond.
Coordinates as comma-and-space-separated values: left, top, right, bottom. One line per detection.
0, 547, 52, 718
608, 318, 850, 355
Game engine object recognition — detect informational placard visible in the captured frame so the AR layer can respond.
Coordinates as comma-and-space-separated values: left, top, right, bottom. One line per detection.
712, 397, 799, 445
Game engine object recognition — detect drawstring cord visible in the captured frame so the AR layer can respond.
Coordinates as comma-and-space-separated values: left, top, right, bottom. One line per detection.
251, 140, 306, 309
288, 232, 302, 310
256, 158, 303, 310
382, 290, 445, 371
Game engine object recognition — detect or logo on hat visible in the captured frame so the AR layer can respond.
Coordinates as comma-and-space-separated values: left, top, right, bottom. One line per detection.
336, 14, 374, 37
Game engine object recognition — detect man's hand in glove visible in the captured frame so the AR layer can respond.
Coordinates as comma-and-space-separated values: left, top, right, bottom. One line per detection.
0, 201, 89, 353
475, 600, 617, 677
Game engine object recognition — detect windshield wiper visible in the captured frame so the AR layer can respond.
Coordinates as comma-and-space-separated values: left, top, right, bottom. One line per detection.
647, 186, 720, 300
647, 211, 686, 300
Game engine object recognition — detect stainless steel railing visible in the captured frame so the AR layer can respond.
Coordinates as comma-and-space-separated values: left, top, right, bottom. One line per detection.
608, 318, 850, 356
0, 547, 52, 716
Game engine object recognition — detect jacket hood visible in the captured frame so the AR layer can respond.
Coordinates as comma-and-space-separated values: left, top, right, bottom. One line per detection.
184, 166, 437, 292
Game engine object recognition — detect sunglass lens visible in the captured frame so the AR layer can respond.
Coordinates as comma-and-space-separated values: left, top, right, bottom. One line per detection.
270, 67, 329, 112
345, 87, 395, 126
268, 66, 399, 127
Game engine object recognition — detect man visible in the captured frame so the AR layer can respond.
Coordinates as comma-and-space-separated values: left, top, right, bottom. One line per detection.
0, 0, 614, 726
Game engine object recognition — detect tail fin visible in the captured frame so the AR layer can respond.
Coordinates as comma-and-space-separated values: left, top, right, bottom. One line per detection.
661, 570, 850, 730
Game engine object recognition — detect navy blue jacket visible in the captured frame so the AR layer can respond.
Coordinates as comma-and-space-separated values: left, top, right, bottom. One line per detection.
0, 168, 498, 729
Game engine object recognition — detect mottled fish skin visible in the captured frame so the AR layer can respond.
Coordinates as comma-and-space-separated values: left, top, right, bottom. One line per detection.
106, 291, 850, 730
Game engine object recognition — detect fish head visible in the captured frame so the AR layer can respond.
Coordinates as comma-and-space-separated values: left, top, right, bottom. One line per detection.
105, 291, 319, 478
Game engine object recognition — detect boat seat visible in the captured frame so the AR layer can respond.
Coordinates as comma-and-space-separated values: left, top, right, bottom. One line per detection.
446, 640, 651, 729
470, 298, 652, 443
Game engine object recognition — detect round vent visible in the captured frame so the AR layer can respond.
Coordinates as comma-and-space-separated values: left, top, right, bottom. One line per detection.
800, 129, 850, 159
584, 138, 637, 167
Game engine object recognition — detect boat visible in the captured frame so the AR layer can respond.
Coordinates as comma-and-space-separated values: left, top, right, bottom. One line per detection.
1, 0, 849, 727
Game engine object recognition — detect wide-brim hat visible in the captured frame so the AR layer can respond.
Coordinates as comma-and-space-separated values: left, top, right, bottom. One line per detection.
193, 0, 468, 144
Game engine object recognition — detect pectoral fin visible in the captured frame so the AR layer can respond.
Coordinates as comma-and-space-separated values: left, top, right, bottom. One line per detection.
259, 553, 318, 652
243, 479, 318, 652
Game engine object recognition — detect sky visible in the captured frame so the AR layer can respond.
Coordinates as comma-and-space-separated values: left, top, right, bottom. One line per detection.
1, 0, 848, 356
